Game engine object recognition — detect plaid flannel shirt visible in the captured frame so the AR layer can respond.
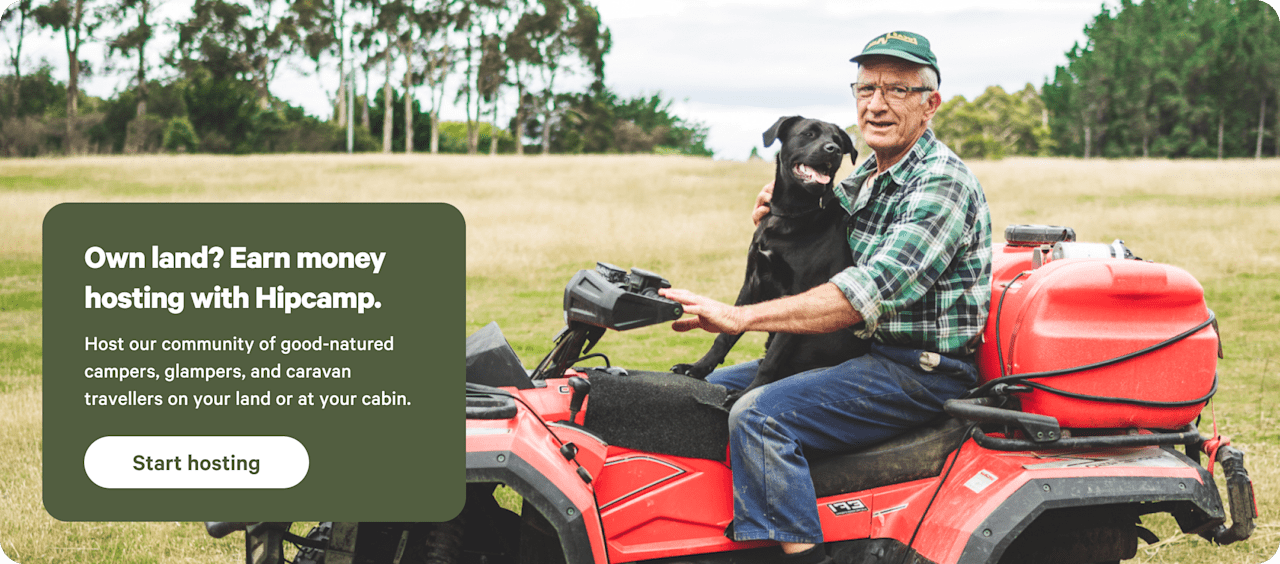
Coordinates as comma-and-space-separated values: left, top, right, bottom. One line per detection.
830, 128, 992, 356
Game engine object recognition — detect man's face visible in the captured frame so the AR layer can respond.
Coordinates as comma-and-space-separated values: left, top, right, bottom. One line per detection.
856, 57, 941, 168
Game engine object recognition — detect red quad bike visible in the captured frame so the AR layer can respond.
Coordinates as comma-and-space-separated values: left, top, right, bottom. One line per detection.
209, 225, 1257, 564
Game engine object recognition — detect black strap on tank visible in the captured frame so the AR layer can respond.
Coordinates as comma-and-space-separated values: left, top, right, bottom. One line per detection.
972, 274, 1219, 409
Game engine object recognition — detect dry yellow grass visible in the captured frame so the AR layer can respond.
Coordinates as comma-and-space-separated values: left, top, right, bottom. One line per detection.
1, 153, 1278, 563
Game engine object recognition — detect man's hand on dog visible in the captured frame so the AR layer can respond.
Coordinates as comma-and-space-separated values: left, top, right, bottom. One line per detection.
752, 181, 773, 226
659, 288, 747, 335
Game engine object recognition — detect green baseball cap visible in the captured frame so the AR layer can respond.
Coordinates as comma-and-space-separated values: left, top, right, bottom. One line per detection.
850, 31, 940, 84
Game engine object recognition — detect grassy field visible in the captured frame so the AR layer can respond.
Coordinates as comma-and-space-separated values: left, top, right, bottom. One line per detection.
0, 153, 1278, 563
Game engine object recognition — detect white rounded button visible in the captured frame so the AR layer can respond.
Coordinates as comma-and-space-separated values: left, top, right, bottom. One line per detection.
84, 436, 308, 489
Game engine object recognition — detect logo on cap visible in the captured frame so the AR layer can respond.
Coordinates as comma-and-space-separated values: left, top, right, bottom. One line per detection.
867, 32, 920, 48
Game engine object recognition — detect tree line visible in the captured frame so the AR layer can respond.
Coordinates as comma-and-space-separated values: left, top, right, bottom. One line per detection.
0, 0, 713, 156
922, 0, 1279, 161
1041, 0, 1279, 159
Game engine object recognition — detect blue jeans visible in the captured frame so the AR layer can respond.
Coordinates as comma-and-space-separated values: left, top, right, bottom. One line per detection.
708, 342, 977, 544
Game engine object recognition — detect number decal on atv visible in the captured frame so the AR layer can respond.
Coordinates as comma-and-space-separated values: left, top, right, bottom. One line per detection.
826, 498, 869, 516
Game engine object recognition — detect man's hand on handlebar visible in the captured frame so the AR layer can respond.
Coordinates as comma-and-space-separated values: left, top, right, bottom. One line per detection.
658, 288, 747, 335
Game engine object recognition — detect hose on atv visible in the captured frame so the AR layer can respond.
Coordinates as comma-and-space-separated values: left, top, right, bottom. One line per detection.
898, 421, 979, 564
1208, 446, 1258, 545
974, 269, 1219, 408
973, 310, 1218, 406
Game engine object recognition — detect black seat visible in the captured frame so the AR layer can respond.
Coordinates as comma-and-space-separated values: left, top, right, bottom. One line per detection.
580, 370, 973, 496
581, 370, 730, 461
810, 417, 971, 497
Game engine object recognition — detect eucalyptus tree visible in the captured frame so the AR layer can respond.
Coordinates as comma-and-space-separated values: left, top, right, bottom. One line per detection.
449, 0, 504, 154
101, 0, 155, 118
475, 0, 527, 155
292, 0, 347, 125
349, 0, 397, 151
477, 31, 503, 154
504, 1, 546, 155
418, 0, 462, 153
394, 0, 452, 153
1, 0, 34, 117
377, 0, 399, 151
173, 0, 301, 107
33, 0, 99, 152
396, 0, 418, 152
513, 0, 607, 155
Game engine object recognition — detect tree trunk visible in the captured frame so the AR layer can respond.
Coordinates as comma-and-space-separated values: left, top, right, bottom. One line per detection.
541, 110, 553, 155
7, 1, 27, 119
337, 62, 347, 127
515, 108, 525, 156
464, 88, 477, 154
361, 69, 370, 129
65, 45, 78, 153
63, 0, 83, 155
403, 43, 413, 154
1257, 96, 1267, 160
464, 100, 476, 155
430, 111, 440, 154
382, 49, 393, 153
1217, 113, 1224, 160
465, 101, 476, 154
347, 67, 354, 152
489, 102, 498, 155
1142, 133, 1149, 158
1083, 125, 1091, 159
134, 11, 149, 119
463, 38, 477, 155
336, 0, 347, 127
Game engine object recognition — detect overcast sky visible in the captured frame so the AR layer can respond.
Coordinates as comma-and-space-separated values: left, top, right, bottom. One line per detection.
593, 0, 1123, 159
13, 0, 1280, 159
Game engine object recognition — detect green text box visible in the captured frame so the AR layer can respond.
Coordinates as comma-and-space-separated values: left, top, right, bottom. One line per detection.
43, 203, 463, 521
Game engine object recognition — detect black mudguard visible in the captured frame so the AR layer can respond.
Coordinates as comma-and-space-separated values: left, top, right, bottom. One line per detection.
467, 451, 595, 564
957, 448, 1227, 564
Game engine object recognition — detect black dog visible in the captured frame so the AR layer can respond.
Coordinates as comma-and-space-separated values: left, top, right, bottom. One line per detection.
672, 116, 870, 398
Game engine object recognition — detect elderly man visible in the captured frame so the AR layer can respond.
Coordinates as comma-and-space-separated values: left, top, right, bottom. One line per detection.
659, 31, 992, 563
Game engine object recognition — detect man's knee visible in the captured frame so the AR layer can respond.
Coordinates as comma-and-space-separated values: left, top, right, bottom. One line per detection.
727, 386, 769, 430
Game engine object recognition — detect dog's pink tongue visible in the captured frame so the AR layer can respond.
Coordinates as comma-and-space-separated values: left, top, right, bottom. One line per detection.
795, 164, 831, 184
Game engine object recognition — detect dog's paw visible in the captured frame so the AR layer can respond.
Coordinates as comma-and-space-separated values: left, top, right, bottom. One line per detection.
723, 389, 747, 408
670, 363, 709, 379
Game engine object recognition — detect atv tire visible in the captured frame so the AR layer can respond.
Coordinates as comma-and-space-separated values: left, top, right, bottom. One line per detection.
996, 506, 1139, 564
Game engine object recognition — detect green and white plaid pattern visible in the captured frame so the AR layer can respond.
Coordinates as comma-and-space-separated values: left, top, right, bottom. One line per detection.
830, 128, 992, 356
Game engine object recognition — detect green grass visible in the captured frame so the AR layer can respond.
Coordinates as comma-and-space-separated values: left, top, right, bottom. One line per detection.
0, 170, 170, 196
1, 154, 1278, 563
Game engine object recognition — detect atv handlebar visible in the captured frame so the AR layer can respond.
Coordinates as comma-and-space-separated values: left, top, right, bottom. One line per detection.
562, 263, 683, 331
205, 521, 249, 538
531, 264, 684, 380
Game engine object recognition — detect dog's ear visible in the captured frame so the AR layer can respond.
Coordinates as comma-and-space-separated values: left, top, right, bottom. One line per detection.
836, 126, 858, 166
763, 116, 803, 148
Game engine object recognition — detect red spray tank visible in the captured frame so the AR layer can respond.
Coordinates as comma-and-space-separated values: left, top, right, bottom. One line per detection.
975, 225, 1219, 429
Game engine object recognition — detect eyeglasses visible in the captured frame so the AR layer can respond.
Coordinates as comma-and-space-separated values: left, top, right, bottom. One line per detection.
851, 82, 933, 102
